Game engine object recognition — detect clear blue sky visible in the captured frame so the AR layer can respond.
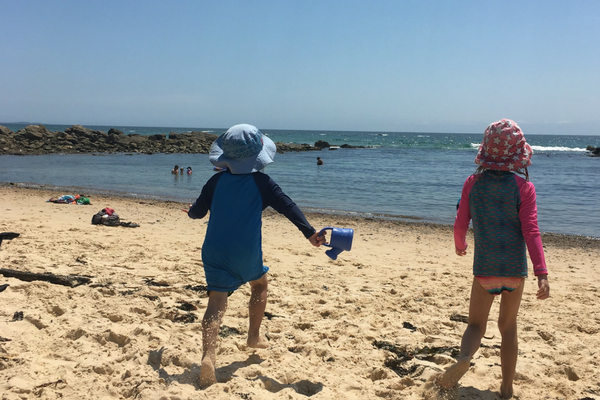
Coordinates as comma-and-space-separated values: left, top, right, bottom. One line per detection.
1, 0, 599, 134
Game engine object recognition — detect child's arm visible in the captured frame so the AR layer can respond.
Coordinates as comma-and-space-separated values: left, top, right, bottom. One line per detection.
188, 173, 223, 219
453, 176, 475, 254
517, 180, 548, 276
253, 174, 317, 239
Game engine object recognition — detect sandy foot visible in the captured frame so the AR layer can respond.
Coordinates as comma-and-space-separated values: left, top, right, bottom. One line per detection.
199, 358, 217, 389
436, 358, 470, 389
247, 334, 269, 349
422, 374, 460, 400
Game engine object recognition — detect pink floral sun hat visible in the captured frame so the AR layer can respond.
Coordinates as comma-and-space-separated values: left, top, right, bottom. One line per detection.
475, 119, 533, 172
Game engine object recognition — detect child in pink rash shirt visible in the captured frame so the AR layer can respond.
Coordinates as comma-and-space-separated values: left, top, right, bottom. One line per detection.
433, 119, 550, 399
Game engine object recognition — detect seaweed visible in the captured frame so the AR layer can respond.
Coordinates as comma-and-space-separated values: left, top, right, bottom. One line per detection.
373, 340, 460, 377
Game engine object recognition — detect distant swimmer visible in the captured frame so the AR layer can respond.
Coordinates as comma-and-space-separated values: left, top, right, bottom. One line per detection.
187, 166, 193, 174
172, 165, 180, 174
317, 157, 324, 166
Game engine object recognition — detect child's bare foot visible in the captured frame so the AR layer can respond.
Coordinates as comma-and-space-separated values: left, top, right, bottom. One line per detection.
199, 357, 217, 388
436, 358, 470, 389
423, 374, 460, 400
247, 334, 269, 349
500, 383, 514, 399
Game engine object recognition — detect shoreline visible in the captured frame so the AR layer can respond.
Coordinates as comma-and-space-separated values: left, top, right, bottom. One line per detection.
3, 182, 599, 246
2, 184, 600, 399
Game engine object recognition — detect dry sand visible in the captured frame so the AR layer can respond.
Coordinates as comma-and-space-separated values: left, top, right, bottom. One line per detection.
1, 184, 599, 400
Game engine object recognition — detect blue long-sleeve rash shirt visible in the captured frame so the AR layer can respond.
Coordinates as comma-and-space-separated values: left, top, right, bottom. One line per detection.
188, 171, 315, 292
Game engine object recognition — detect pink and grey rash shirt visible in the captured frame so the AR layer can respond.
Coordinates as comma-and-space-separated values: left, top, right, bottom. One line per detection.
454, 171, 547, 277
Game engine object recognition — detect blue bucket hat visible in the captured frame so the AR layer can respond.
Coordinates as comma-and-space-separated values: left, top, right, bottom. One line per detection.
209, 124, 276, 174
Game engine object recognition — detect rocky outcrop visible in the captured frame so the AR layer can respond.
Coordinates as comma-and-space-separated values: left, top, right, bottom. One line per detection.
0, 124, 218, 155
0, 124, 368, 156
586, 145, 600, 157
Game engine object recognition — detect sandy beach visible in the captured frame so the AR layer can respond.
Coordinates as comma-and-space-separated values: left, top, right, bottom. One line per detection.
1, 184, 599, 400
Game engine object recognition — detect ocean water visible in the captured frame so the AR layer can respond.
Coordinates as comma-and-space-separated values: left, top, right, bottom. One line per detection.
1, 123, 599, 238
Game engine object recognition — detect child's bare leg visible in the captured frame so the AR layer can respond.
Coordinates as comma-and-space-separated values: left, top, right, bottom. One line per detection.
200, 291, 228, 388
437, 277, 494, 389
498, 282, 524, 399
247, 273, 269, 348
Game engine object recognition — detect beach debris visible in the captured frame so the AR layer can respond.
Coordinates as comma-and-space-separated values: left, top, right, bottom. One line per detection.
164, 309, 197, 324
34, 379, 66, 390
288, 346, 303, 353
264, 311, 283, 320
373, 340, 460, 377
219, 326, 241, 338
184, 284, 208, 292
0, 268, 91, 287
143, 278, 169, 287
449, 313, 469, 323
403, 321, 417, 331
176, 301, 197, 311
0, 336, 11, 342
11, 311, 24, 322
0, 283, 9, 293
0, 232, 19, 248
384, 357, 419, 377
32, 379, 67, 397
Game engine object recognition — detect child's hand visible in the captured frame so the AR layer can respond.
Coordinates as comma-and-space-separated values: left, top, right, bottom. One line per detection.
536, 274, 550, 300
309, 231, 327, 247
455, 245, 468, 256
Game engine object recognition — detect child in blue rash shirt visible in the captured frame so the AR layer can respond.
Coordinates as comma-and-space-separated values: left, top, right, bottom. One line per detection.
187, 124, 326, 388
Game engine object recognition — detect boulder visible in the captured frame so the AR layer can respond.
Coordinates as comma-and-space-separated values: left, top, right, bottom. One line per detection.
0, 125, 13, 136
108, 128, 125, 136
148, 134, 167, 141
314, 140, 330, 148
22, 125, 51, 141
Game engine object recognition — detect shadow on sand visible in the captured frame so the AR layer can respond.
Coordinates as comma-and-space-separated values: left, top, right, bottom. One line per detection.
147, 348, 322, 396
